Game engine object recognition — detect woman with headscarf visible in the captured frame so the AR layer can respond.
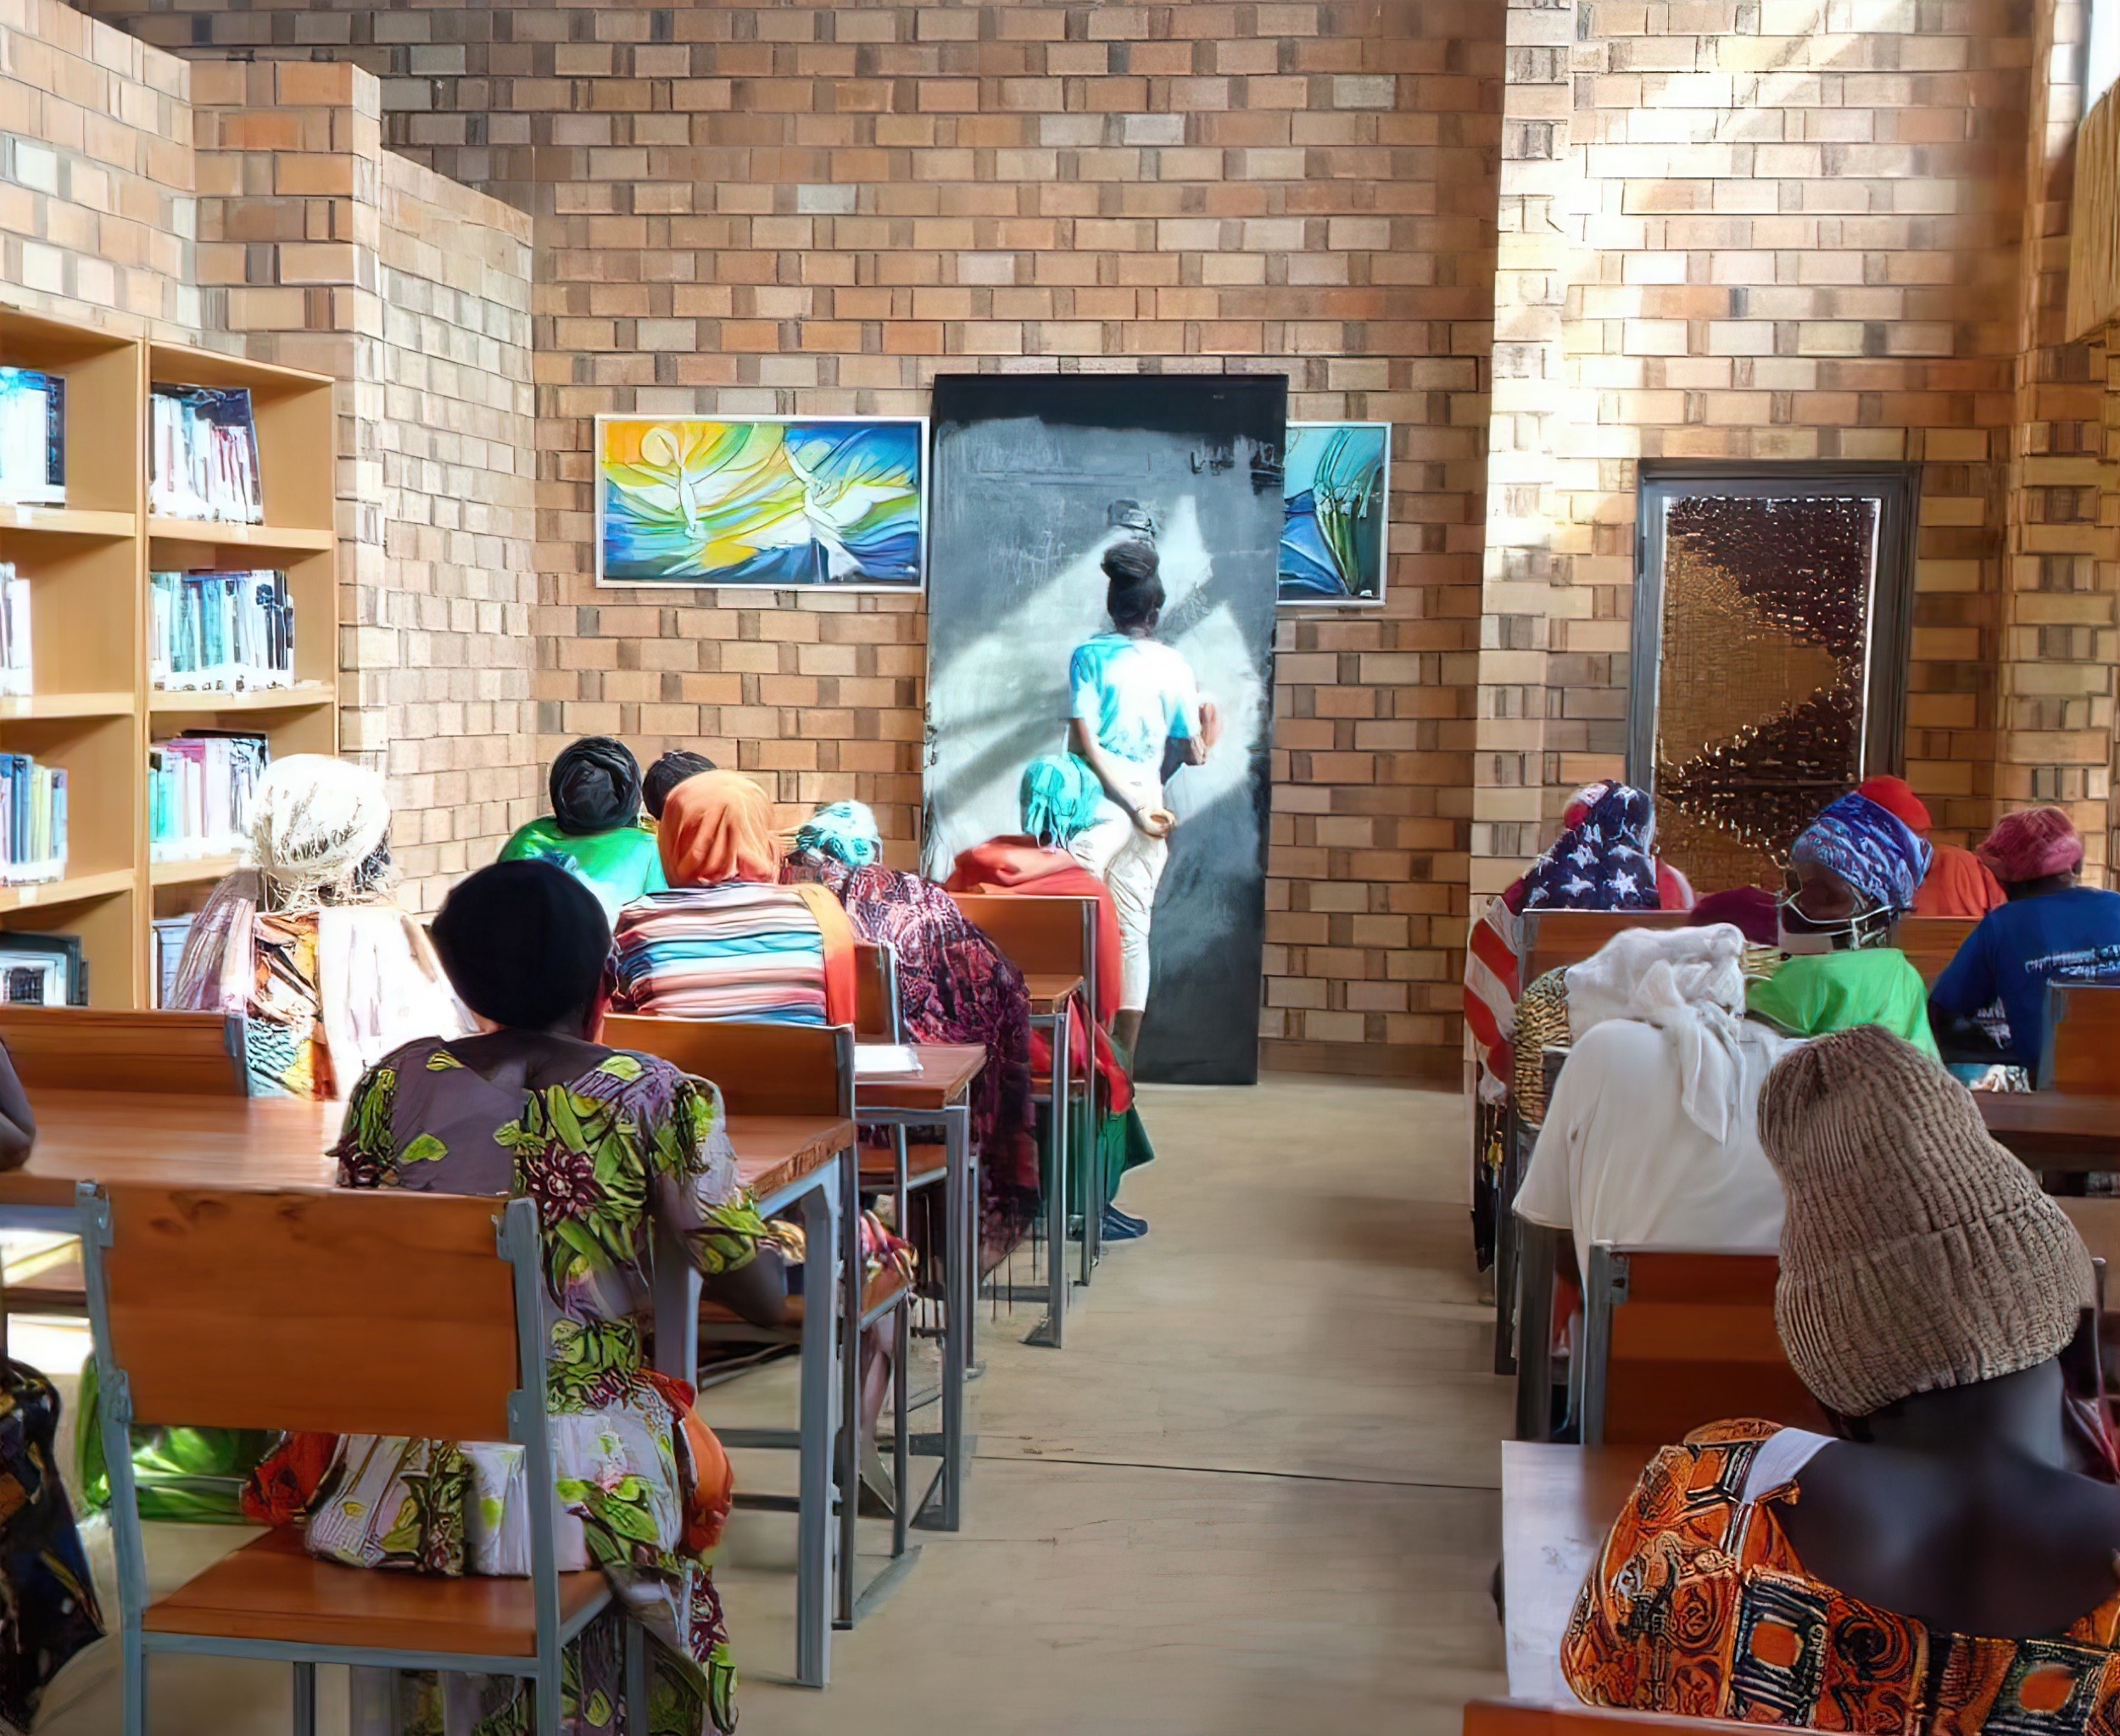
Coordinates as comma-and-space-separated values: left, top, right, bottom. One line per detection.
785, 800, 1043, 1262
98, 757, 473, 1524
1929, 807, 2120, 1075
1565, 1027, 2120, 1733
1857, 773, 2006, 918
316, 859, 773, 1735
608, 769, 856, 1025
945, 755, 1156, 1242
1747, 790, 1939, 1058
498, 735, 666, 918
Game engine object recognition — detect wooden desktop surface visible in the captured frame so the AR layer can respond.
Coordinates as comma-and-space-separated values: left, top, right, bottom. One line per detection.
0, 1090, 847, 1211
855, 1043, 986, 1113
1021, 974, 1084, 1016
1501, 1442, 1645, 1704
1978, 1092, 2120, 1171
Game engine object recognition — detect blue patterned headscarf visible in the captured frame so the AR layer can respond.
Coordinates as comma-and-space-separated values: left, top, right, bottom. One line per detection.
1019, 754, 1104, 849
1519, 782, 1661, 912
1790, 791, 1932, 918
792, 800, 883, 868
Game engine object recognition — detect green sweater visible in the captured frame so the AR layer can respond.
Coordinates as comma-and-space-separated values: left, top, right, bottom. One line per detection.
497, 818, 667, 916
1746, 946, 1940, 1060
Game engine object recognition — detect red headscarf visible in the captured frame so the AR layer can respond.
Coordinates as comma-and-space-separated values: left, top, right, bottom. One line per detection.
1855, 775, 1931, 836
1978, 807, 2084, 886
1857, 775, 2005, 917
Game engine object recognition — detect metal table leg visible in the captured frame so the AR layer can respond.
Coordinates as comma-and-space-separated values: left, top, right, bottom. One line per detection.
836, 1142, 862, 1630
1037, 1008, 1069, 1348
795, 1167, 839, 1688
929, 1100, 968, 1529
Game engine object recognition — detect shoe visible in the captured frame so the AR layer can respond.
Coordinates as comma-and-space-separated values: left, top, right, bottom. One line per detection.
1101, 1203, 1148, 1242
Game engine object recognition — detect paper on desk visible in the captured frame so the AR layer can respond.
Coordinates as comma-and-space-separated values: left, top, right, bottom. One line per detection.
856, 1044, 922, 1077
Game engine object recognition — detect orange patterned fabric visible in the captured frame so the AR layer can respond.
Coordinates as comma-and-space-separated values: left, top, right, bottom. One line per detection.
1564, 1419, 2120, 1733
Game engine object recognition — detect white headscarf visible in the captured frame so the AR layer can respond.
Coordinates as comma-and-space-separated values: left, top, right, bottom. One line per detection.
248, 754, 391, 914
1563, 924, 1750, 1140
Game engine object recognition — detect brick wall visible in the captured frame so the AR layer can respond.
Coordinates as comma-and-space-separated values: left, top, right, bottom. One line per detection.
1475, 0, 2038, 896
80, 0, 1505, 1078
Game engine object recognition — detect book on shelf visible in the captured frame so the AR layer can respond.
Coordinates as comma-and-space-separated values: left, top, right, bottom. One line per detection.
152, 915, 192, 1009
148, 731, 267, 863
0, 930, 86, 1007
151, 569, 292, 693
0, 755, 66, 887
149, 384, 262, 524
0, 368, 64, 509
0, 565, 29, 699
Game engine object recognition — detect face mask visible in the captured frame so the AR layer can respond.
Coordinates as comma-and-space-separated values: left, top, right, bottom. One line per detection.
1776, 888, 1892, 955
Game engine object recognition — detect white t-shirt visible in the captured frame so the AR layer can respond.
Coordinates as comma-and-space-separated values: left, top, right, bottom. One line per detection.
1068, 634, 1202, 770
1514, 1016, 1793, 1275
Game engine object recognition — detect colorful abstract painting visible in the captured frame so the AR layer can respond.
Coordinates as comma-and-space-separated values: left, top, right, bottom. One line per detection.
1278, 421, 1389, 605
595, 416, 926, 589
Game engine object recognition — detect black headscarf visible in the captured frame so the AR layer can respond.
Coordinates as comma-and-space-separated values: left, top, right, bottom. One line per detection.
644, 750, 717, 822
549, 736, 642, 836
432, 859, 611, 1030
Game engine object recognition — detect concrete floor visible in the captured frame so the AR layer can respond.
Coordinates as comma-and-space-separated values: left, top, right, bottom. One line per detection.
30, 1075, 1510, 1733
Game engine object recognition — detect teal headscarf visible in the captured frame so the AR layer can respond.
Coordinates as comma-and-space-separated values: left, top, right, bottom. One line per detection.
1020, 754, 1103, 849
794, 800, 884, 868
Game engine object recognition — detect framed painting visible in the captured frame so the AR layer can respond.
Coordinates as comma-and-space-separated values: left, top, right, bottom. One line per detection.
594, 414, 928, 589
1278, 419, 1390, 606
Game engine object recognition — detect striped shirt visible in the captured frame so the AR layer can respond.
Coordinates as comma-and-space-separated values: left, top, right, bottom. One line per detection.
610, 884, 829, 1024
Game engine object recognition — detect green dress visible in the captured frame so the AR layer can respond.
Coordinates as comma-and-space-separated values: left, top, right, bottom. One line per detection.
1747, 946, 1941, 1059
498, 818, 667, 917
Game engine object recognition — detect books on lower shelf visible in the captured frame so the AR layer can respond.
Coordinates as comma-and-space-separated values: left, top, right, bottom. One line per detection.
151, 569, 292, 693
0, 566, 28, 699
152, 915, 192, 1009
149, 384, 262, 524
0, 755, 66, 886
0, 931, 85, 1007
0, 368, 64, 508
149, 732, 266, 862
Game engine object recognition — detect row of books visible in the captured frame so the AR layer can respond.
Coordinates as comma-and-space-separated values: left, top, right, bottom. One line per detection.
149, 385, 262, 525
148, 732, 267, 863
152, 915, 192, 1010
0, 931, 86, 1008
0, 368, 64, 509
151, 570, 293, 693
0, 754, 67, 887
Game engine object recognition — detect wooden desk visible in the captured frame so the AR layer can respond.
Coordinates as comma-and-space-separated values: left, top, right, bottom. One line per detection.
1978, 1092, 2120, 1175
1501, 1441, 1644, 1703
1021, 974, 1083, 1017
855, 1044, 986, 1114
0, 1091, 848, 1221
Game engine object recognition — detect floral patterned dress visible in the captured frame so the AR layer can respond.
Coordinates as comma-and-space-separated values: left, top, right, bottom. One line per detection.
328, 1032, 768, 1736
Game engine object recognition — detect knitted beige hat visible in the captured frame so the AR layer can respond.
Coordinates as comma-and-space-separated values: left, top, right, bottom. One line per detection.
1760, 1024, 2094, 1419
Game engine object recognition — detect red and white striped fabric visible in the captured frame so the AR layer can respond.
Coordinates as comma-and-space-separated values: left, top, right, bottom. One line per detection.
1464, 887, 1524, 1087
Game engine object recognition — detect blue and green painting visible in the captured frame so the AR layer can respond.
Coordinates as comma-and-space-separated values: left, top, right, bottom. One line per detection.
598, 416, 925, 587
1278, 421, 1389, 605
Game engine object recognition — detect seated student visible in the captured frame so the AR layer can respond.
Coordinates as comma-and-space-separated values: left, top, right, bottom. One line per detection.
609, 769, 856, 1024
1930, 807, 2120, 1076
499, 734, 667, 918
786, 799, 1042, 1264
1859, 773, 2006, 918
1748, 790, 1940, 1058
1565, 1026, 2120, 1733
1515, 923, 1795, 1276
171, 752, 468, 1097
644, 747, 717, 823
324, 859, 773, 1734
945, 753, 1156, 1240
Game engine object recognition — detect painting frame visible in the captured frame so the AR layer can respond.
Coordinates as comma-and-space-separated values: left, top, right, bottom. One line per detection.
1278, 418, 1392, 608
593, 412, 930, 593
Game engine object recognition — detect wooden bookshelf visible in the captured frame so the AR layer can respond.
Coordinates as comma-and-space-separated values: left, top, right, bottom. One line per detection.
0, 311, 339, 1008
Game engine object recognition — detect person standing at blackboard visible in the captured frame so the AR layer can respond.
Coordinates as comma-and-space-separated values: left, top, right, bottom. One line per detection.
1066, 539, 1222, 1055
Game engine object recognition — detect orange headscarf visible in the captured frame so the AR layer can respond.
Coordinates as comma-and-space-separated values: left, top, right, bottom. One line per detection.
655, 770, 857, 1023
659, 770, 781, 887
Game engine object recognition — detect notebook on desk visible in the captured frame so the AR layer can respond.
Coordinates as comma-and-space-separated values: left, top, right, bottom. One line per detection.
855, 1044, 922, 1078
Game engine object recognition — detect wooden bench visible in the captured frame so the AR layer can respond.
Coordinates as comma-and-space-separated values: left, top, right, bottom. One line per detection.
2041, 980, 2120, 1093
1517, 909, 1689, 988
80, 1184, 616, 1735
1577, 1245, 1829, 1447
1890, 913, 1978, 987
0, 1005, 248, 1096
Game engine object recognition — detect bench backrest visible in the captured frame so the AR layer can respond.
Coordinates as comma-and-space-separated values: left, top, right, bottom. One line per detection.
84, 1183, 526, 1440
0, 1006, 247, 1095
1888, 915, 1978, 987
854, 941, 901, 1042
1519, 911, 1688, 985
946, 892, 1094, 984
601, 1014, 855, 1121
2041, 981, 2120, 1093
1581, 1245, 1830, 1447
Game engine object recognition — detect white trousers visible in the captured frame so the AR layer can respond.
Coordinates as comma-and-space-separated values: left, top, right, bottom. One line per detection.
1068, 773, 1168, 1013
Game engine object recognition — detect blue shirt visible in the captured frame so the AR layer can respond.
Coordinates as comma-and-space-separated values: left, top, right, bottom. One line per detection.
1928, 885, 2120, 1071
1068, 634, 1200, 768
